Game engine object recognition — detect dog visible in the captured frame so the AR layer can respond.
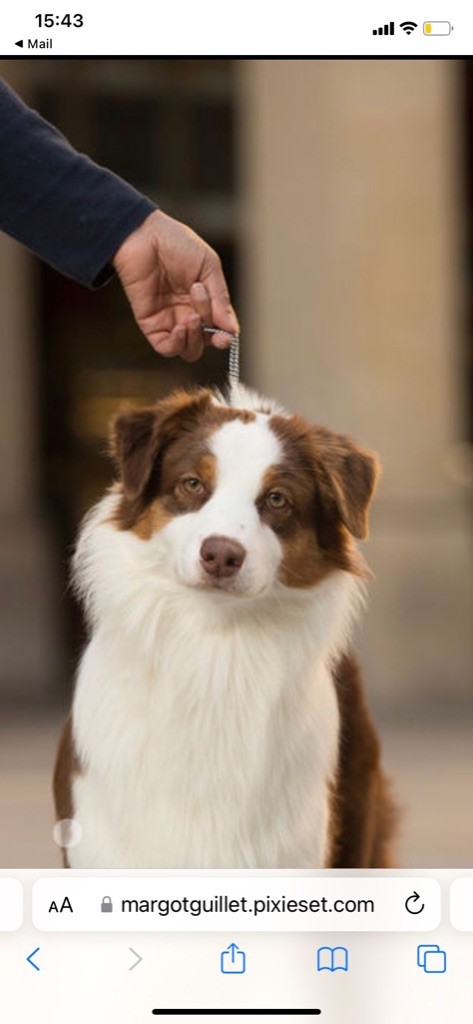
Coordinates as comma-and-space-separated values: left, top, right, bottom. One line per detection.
54, 382, 395, 868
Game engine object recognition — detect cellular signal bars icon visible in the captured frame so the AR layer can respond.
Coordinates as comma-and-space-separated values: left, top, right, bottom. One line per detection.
373, 21, 395, 34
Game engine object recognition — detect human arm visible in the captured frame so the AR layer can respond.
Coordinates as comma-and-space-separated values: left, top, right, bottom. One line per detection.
0, 79, 238, 358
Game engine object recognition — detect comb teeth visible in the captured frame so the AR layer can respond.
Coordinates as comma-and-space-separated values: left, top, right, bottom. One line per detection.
228, 337, 240, 383
201, 326, 239, 342
201, 326, 240, 384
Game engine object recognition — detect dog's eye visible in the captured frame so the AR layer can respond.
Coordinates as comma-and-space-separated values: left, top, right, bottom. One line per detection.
182, 476, 205, 495
267, 490, 287, 509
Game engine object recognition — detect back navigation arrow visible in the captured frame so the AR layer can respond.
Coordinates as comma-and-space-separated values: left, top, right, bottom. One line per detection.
26, 947, 41, 971
15, 40, 24, 47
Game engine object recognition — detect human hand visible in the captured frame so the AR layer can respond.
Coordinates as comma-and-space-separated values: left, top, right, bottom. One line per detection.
112, 209, 239, 361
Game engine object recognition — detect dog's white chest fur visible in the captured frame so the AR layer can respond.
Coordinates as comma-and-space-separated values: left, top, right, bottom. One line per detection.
70, 556, 357, 868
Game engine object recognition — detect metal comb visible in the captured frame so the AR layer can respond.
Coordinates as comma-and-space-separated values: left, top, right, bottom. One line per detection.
202, 326, 240, 384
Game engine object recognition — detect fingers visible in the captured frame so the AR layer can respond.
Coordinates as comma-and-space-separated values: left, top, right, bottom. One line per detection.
200, 257, 240, 344
190, 282, 213, 325
144, 322, 205, 362
182, 312, 206, 362
146, 326, 188, 358
190, 282, 227, 349
190, 281, 229, 349
190, 280, 238, 350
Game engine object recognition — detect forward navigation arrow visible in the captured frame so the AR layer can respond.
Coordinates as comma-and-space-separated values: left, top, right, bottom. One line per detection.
129, 947, 143, 971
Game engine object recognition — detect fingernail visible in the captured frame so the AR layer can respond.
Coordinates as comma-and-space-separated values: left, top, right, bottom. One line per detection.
228, 309, 239, 333
191, 282, 207, 299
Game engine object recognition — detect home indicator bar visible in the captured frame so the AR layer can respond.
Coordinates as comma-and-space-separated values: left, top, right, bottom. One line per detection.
151, 1012, 322, 1017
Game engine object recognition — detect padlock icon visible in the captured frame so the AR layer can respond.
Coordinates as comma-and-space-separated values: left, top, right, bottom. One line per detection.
101, 895, 113, 913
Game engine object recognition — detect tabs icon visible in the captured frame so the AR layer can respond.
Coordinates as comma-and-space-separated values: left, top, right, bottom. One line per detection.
417, 944, 447, 973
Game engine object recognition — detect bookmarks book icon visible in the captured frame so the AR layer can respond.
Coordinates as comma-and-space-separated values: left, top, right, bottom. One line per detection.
317, 946, 349, 971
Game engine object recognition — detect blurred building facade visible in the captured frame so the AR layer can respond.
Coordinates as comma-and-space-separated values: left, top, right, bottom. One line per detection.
0, 58, 471, 712
239, 59, 472, 711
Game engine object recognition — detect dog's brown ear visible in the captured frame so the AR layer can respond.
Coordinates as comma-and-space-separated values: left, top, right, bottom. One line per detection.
110, 389, 213, 501
110, 407, 158, 501
313, 427, 380, 540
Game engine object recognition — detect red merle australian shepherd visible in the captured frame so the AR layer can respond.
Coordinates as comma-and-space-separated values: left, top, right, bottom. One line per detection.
54, 382, 395, 868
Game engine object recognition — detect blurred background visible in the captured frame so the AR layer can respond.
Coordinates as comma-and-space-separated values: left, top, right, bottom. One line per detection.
0, 58, 471, 867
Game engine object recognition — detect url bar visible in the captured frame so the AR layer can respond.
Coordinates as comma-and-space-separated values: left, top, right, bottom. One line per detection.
32, 877, 441, 932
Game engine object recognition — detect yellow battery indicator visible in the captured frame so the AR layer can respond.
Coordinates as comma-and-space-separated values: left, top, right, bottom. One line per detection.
423, 21, 452, 34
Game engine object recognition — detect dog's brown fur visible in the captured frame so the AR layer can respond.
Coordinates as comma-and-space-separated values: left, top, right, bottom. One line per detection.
53, 714, 80, 867
329, 653, 396, 866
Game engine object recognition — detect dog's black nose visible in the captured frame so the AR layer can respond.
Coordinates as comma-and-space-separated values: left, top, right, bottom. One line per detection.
200, 535, 247, 579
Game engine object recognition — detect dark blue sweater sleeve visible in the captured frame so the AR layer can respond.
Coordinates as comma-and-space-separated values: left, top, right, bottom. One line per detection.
0, 80, 157, 287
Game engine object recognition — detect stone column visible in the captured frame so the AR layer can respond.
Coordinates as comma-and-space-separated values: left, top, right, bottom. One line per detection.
239, 58, 472, 707
0, 62, 64, 698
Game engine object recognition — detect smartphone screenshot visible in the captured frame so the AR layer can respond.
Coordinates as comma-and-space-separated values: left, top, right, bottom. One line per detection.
0, 20, 471, 1024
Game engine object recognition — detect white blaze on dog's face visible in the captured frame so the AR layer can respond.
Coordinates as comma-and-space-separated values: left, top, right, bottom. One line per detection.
164, 416, 283, 597
110, 387, 378, 601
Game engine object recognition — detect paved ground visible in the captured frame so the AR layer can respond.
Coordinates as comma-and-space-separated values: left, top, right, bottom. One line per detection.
0, 708, 471, 867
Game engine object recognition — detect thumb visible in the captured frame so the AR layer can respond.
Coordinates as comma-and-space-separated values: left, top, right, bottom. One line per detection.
202, 259, 239, 337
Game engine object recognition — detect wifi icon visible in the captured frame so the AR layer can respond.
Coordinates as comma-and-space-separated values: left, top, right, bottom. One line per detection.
400, 20, 418, 34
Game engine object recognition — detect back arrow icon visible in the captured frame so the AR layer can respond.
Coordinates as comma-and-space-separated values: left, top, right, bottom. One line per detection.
129, 947, 142, 971
26, 947, 40, 971
405, 891, 425, 914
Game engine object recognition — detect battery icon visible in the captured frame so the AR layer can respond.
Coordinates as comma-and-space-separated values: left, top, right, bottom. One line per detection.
423, 21, 452, 34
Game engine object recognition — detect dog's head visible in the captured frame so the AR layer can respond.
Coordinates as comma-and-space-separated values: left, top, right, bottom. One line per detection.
108, 384, 379, 601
